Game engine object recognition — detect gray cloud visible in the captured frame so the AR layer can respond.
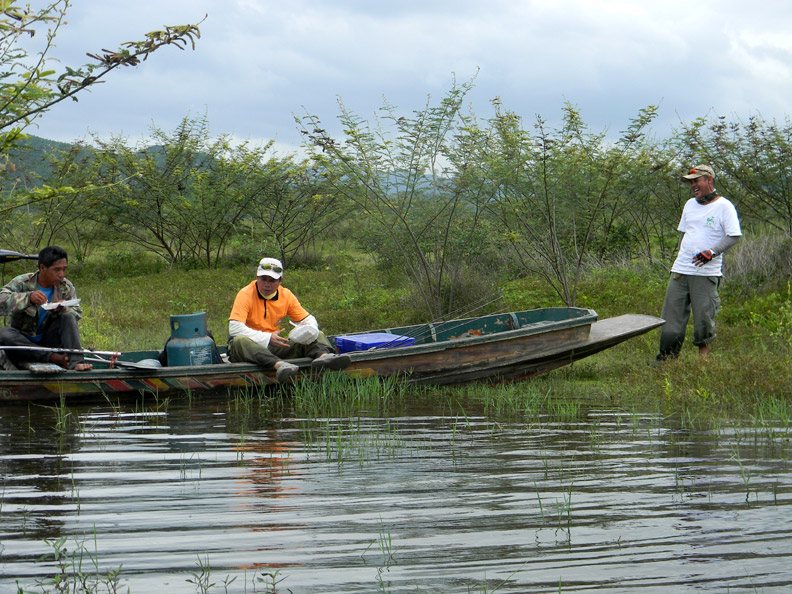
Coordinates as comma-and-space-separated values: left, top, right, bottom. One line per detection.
28, 0, 792, 151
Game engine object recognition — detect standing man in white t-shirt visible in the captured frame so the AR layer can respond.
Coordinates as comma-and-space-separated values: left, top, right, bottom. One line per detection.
657, 165, 742, 362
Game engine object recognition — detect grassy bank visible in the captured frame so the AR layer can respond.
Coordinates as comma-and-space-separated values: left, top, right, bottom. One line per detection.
2, 253, 789, 418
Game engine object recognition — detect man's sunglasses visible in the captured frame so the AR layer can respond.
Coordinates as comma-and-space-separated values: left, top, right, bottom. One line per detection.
259, 264, 283, 274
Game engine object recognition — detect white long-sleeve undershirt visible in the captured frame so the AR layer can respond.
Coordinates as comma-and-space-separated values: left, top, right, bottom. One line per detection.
228, 314, 319, 349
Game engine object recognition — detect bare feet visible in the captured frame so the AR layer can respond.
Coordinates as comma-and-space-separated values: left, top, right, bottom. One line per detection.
49, 353, 69, 369
47, 353, 92, 371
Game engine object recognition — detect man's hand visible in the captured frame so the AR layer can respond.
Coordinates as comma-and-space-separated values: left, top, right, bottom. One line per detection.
29, 290, 48, 305
269, 331, 290, 349
692, 250, 714, 266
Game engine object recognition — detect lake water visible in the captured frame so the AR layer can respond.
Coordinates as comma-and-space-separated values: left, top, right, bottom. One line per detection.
1, 386, 791, 593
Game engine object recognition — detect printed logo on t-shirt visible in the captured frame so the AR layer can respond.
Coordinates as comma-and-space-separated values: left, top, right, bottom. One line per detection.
705, 216, 716, 230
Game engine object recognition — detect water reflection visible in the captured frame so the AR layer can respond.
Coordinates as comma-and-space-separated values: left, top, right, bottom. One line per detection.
0, 394, 790, 593
0, 403, 87, 544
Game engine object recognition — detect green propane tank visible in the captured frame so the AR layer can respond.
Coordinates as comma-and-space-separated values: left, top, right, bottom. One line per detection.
166, 312, 215, 366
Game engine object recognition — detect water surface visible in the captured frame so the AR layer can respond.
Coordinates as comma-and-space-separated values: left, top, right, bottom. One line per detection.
1, 391, 790, 593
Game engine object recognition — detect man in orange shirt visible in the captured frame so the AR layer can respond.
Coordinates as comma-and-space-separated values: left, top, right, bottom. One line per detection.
227, 257, 350, 382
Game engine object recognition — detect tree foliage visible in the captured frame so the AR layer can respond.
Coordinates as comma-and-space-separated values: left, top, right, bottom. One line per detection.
0, 139, 110, 257
246, 155, 350, 267
298, 78, 500, 320
472, 101, 663, 305
0, 0, 203, 156
15, 141, 102, 257
90, 115, 271, 266
681, 114, 792, 235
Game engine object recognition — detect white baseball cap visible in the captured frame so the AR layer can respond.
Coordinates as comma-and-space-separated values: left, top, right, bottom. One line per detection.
256, 257, 283, 279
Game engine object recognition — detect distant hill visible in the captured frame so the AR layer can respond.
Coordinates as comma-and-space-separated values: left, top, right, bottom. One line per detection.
1, 135, 228, 192
1, 135, 92, 190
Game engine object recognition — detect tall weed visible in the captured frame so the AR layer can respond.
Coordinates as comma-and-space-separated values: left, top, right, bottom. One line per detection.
725, 232, 792, 294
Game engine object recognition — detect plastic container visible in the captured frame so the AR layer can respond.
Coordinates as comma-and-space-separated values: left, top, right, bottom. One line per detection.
334, 332, 415, 354
166, 312, 215, 366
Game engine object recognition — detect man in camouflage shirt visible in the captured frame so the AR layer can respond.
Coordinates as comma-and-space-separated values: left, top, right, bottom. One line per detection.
0, 246, 92, 370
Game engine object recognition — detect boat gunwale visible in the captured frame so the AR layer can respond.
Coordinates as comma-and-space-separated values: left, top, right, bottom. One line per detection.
0, 307, 598, 381
0, 313, 664, 400
340, 307, 597, 361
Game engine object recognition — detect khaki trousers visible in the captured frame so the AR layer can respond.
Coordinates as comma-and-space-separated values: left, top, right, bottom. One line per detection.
657, 273, 720, 360
227, 332, 334, 368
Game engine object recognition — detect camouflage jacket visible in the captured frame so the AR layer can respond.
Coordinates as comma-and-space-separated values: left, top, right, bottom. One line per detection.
0, 271, 82, 336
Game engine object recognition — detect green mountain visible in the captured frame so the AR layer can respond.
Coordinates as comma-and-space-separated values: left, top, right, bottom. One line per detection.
1, 135, 91, 189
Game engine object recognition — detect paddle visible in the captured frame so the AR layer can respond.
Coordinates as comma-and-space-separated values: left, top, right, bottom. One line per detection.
83, 356, 161, 370
0, 250, 39, 284
0, 345, 127, 368
0, 345, 122, 357
0, 346, 165, 370
0, 250, 38, 264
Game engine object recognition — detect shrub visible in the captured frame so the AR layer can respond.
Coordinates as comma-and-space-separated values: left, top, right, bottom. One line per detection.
725, 232, 792, 294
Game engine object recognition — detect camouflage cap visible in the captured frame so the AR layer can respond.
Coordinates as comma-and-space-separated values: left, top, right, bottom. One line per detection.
681, 165, 715, 181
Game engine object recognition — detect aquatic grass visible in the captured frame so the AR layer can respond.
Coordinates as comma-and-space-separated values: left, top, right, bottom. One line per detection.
750, 394, 792, 445
252, 568, 288, 593
219, 574, 238, 593
291, 372, 410, 419
554, 486, 573, 538
186, 553, 216, 593
587, 418, 603, 446
730, 444, 753, 503
474, 565, 530, 594
312, 416, 408, 466
756, 394, 792, 424
43, 392, 73, 434
534, 482, 545, 522
359, 518, 396, 594
24, 403, 36, 436
453, 406, 472, 433
22, 531, 125, 594
436, 381, 591, 426
377, 518, 395, 567
100, 392, 122, 416
229, 382, 266, 416
225, 385, 292, 438
130, 391, 170, 421
179, 453, 203, 481
481, 383, 551, 419
545, 397, 583, 421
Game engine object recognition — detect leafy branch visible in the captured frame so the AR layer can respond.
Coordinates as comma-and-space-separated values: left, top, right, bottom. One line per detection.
0, 0, 204, 154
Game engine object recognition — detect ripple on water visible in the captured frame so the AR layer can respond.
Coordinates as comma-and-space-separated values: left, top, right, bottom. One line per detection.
1, 398, 790, 593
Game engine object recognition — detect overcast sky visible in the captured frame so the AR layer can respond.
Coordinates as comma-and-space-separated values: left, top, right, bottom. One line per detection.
27, 0, 792, 154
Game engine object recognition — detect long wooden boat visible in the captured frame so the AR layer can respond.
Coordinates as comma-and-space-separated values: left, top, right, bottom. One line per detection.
0, 308, 664, 401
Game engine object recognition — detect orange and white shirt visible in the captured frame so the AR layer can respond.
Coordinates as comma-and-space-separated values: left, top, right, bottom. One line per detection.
228, 281, 311, 348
